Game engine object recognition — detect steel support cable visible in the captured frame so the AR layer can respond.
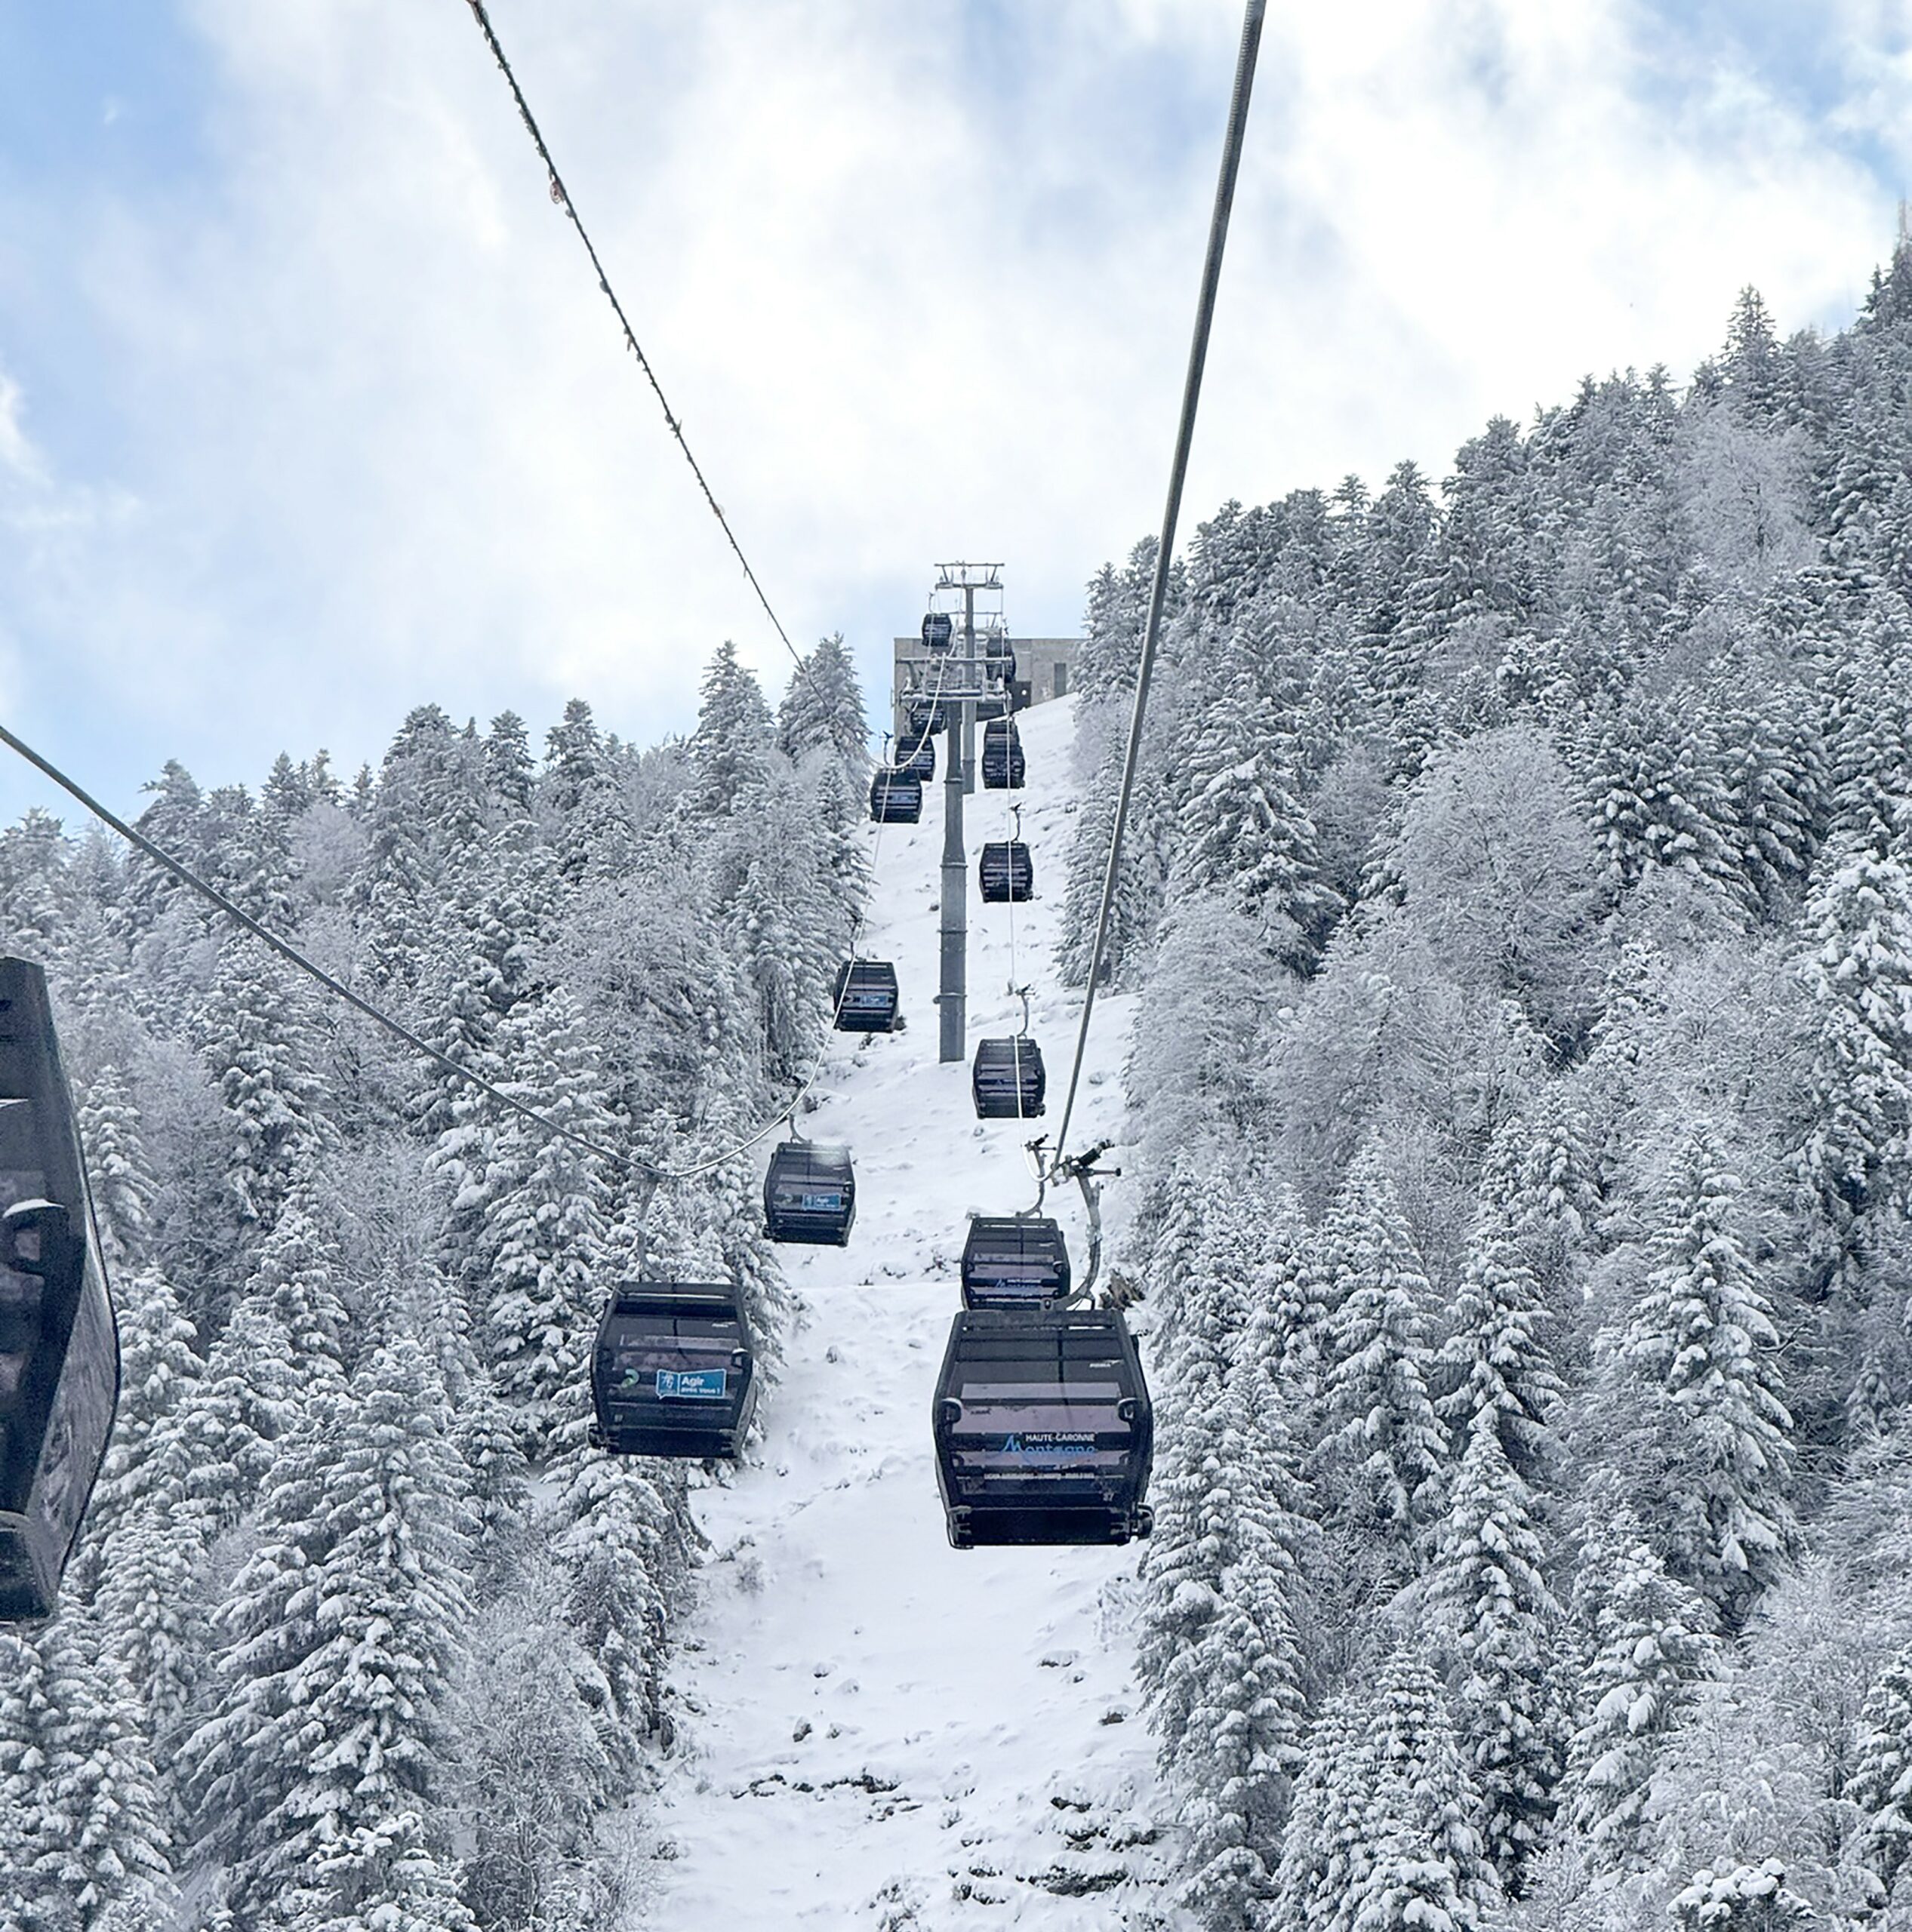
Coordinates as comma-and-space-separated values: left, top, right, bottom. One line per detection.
1048, 0, 1267, 1172
460, 0, 801, 666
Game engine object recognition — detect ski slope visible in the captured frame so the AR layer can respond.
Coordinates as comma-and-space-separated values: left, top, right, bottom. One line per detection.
639, 694, 1175, 1927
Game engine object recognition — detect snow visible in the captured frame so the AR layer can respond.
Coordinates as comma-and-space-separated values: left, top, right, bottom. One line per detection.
639, 694, 1175, 1927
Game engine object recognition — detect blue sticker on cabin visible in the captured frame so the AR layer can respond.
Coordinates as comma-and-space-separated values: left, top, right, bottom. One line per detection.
656, 1368, 727, 1401
799, 1192, 843, 1211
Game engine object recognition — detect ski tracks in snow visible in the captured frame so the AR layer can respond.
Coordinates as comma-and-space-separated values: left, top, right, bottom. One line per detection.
638, 697, 1178, 1928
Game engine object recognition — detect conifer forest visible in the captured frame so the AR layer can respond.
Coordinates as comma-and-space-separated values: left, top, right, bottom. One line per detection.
8, 242, 1912, 1931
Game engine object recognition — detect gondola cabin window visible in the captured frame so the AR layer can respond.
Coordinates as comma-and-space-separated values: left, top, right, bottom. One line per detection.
603, 1310, 737, 1397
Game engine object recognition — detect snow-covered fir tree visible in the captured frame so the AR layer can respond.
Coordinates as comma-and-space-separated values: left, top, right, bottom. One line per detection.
1435, 1219, 1562, 1487
479, 987, 620, 1451
1427, 1408, 1563, 1892
1561, 1499, 1723, 1871
688, 638, 776, 817
71, 1264, 202, 1588
1346, 1641, 1501, 1930
196, 938, 333, 1241
1269, 1691, 1373, 1932
1796, 838, 1912, 1283
0, 1609, 177, 1932
1169, 1334, 1313, 1929
185, 1340, 473, 1927
1313, 1146, 1446, 1558
1270, 1644, 1498, 1932
78, 1063, 161, 1274
777, 631, 868, 777
1853, 1641, 1912, 1900
1612, 1125, 1797, 1625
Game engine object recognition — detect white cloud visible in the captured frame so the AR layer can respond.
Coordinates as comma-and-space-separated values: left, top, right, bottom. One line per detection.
0, 0, 1903, 808
0, 368, 45, 485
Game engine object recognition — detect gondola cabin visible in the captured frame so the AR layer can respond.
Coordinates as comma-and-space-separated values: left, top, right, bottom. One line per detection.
932, 1306, 1153, 1549
0, 958, 119, 1622
960, 1215, 1070, 1309
986, 634, 1017, 683
978, 841, 1034, 903
922, 611, 954, 651
981, 718, 1025, 789
971, 1036, 1045, 1118
833, 959, 900, 1033
898, 734, 936, 783
869, 770, 923, 824
589, 1282, 758, 1460
764, 1141, 856, 1246
907, 697, 949, 737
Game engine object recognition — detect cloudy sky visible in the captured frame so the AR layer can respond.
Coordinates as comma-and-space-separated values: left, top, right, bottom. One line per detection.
0, 0, 1907, 820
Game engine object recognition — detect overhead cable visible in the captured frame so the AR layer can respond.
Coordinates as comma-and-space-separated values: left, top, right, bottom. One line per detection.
1048, 0, 1267, 1170
460, 0, 802, 666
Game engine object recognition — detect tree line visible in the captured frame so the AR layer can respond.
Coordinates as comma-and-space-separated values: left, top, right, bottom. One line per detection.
1081, 256, 1912, 1928
0, 635, 869, 1932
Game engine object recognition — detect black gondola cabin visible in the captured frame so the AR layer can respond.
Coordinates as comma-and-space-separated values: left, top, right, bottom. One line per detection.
869, 770, 923, 824
590, 1283, 758, 1459
833, 960, 900, 1033
907, 696, 949, 737
972, 1035, 1045, 1118
960, 1215, 1070, 1309
978, 841, 1033, 903
898, 734, 936, 783
922, 611, 954, 651
0, 958, 119, 1622
981, 718, 1025, 789
764, 1141, 856, 1246
932, 1307, 1153, 1549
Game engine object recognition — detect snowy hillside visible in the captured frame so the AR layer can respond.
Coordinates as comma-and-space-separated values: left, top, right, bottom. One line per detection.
639, 692, 1175, 1928
17, 251, 1912, 1932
